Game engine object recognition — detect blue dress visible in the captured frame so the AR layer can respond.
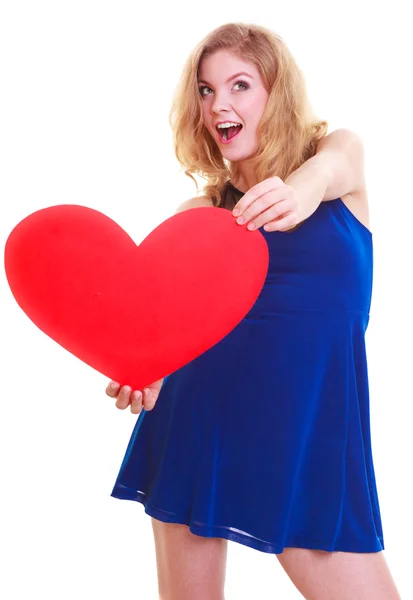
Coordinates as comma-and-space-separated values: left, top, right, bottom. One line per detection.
110, 181, 384, 555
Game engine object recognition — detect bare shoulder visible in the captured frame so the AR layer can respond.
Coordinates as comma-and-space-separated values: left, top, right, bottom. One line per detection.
175, 195, 214, 214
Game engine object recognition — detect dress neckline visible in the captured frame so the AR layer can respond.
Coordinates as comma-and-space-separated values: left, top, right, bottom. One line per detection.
227, 181, 245, 195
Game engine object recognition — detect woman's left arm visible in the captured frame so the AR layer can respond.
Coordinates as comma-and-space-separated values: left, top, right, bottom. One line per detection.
284, 128, 366, 202
233, 128, 366, 232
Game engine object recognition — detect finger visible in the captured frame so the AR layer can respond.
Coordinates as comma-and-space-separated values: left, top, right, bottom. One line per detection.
263, 212, 299, 232
236, 195, 275, 227
130, 390, 143, 415
106, 381, 120, 397
239, 185, 292, 227
232, 176, 283, 217
115, 385, 132, 410
142, 387, 157, 411
250, 199, 292, 230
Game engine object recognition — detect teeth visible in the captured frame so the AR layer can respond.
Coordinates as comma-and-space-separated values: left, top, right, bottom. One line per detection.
217, 122, 242, 129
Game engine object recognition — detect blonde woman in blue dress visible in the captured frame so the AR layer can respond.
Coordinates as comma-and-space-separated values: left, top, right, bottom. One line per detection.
106, 22, 401, 600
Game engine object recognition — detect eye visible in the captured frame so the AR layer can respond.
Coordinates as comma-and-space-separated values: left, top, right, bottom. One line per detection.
199, 85, 213, 97
234, 80, 249, 91
198, 80, 249, 98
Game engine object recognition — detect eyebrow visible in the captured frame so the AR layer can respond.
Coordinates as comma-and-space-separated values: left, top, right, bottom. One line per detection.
198, 71, 254, 86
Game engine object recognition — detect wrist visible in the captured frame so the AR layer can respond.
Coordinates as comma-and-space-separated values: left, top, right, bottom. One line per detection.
285, 156, 330, 206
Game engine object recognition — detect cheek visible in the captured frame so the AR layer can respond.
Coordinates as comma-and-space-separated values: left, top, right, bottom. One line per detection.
252, 98, 267, 117
242, 97, 266, 125
201, 107, 213, 132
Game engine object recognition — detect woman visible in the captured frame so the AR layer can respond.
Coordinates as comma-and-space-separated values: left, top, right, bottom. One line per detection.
107, 23, 401, 600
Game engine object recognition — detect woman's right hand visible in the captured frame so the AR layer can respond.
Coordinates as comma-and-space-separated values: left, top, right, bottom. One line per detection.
105, 378, 164, 414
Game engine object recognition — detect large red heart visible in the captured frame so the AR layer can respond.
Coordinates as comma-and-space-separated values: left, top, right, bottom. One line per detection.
4, 205, 269, 390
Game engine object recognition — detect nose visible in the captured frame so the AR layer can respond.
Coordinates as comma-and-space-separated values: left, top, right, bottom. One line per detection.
211, 90, 232, 115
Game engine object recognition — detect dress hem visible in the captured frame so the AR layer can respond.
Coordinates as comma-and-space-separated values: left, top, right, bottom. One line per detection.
110, 485, 385, 556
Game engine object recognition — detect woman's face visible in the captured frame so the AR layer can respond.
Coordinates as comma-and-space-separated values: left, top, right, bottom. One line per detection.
197, 50, 269, 161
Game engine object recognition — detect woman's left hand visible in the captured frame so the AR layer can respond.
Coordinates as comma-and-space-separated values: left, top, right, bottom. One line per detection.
232, 176, 303, 232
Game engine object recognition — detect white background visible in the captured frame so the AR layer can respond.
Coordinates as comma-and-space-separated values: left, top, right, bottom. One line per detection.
0, 1, 411, 598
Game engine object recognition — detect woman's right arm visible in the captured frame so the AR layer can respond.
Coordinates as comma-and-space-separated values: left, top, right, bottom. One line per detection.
106, 196, 213, 414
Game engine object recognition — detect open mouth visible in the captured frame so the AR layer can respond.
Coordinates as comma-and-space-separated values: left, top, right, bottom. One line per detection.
216, 124, 243, 143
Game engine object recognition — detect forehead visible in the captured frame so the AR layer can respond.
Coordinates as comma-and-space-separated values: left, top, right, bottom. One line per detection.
198, 49, 258, 82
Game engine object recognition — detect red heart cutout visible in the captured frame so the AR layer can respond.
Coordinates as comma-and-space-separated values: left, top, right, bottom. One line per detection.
4, 205, 269, 390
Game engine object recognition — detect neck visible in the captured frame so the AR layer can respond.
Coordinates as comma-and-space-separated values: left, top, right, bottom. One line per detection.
230, 160, 258, 193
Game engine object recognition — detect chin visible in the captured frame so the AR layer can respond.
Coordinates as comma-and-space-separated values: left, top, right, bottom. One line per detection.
222, 149, 253, 162
220, 141, 256, 160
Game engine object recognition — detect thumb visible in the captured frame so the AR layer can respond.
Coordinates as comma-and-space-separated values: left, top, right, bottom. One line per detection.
143, 386, 159, 411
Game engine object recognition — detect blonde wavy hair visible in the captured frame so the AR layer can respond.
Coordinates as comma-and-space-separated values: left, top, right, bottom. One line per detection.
168, 22, 328, 207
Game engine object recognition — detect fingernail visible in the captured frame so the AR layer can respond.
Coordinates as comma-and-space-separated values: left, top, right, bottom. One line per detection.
110, 382, 118, 389
236, 216, 245, 224
233, 209, 240, 217
247, 222, 256, 230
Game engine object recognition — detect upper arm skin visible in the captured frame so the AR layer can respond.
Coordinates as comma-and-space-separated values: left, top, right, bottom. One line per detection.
175, 196, 214, 214
315, 128, 366, 200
